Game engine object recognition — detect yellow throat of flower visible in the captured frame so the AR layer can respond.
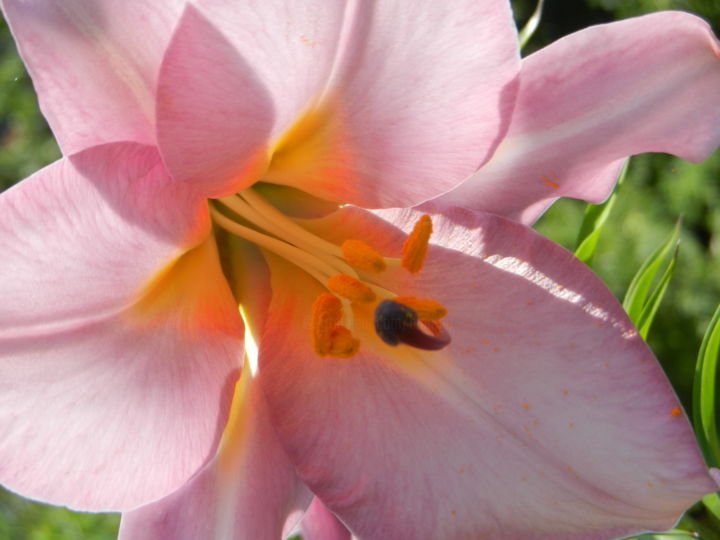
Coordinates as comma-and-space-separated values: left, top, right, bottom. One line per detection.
209, 187, 450, 359
136, 102, 450, 358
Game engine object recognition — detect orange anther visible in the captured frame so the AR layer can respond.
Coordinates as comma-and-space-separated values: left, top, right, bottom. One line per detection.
342, 239, 386, 273
311, 293, 343, 356
327, 274, 376, 303
328, 326, 360, 358
402, 214, 432, 274
311, 293, 360, 358
395, 296, 447, 320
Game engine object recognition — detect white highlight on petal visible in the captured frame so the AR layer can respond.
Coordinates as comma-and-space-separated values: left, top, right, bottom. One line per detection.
240, 305, 259, 377
484, 255, 583, 304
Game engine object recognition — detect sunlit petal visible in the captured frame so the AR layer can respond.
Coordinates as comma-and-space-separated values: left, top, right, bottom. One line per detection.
259, 207, 714, 539
0, 143, 242, 510
0, 0, 185, 153
435, 11, 720, 224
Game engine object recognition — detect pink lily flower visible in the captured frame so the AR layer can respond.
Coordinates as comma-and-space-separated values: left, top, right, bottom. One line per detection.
1, 1, 719, 539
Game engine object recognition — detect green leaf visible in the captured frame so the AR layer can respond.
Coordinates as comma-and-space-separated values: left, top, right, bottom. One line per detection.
701, 493, 720, 523
635, 244, 678, 338
692, 303, 720, 468
574, 160, 629, 265
626, 532, 700, 539
518, 0, 545, 50
675, 498, 720, 540
622, 220, 681, 338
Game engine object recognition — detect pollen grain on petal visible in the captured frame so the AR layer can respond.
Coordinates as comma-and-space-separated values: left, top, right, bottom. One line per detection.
342, 239, 387, 273
327, 274, 376, 303
402, 214, 432, 274
541, 174, 560, 189
394, 296, 447, 320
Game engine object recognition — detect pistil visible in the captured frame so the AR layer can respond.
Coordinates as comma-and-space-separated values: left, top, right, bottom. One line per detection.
375, 300, 451, 350
210, 189, 450, 359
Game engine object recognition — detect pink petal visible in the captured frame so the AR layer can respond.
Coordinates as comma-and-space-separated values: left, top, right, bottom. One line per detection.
155, 2, 346, 197
258, 206, 714, 539
158, 1, 520, 207
0, 143, 243, 510
709, 468, 720, 488
299, 498, 352, 540
434, 11, 720, 224
119, 371, 311, 540
0, 0, 185, 154
263, 0, 520, 208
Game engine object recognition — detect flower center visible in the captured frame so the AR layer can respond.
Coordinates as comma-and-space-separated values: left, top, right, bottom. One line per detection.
209, 188, 451, 358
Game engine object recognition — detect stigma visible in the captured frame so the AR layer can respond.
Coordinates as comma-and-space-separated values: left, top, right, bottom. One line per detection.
375, 300, 451, 350
210, 187, 451, 359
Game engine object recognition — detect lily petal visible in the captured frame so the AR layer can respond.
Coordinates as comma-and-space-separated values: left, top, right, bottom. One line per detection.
259, 206, 714, 539
158, 0, 520, 207
119, 370, 311, 540
0, 143, 242, 510
264, 0, 520, 208
434, 11, 720, 224
0, 0, 185, 153
120, 232, 311, 538
155, 1, 346, 197
299, 498, 353, 540
155, 4, 277, 197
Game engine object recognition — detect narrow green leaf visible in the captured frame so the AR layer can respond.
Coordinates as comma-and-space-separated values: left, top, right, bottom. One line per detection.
692, 303, 720, 468
635, 245, 678, 339
518, 0, 545, 50
622, 220, 681, 330
675, 498, 720, 540
701, 493, 720, 523
574, 160, 629, 265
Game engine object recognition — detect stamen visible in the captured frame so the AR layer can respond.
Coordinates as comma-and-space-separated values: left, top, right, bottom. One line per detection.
401, 214, 432, 274
312, 294, 342, 355
327, 274, 376, 303
210, 205, 333, 286
394, 296, 447, 321
217, 194, 358, 280
311, 293, 359, 358
339, 298, 355, 330
374, 300, 451, 351
212, 190, 449, 358
238, 189, 346, 259
328, 326, 360, 358
342, 239, 387, 273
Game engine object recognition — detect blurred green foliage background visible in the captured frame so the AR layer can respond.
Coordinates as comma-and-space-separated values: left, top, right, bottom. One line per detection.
1, 0, 719, 538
